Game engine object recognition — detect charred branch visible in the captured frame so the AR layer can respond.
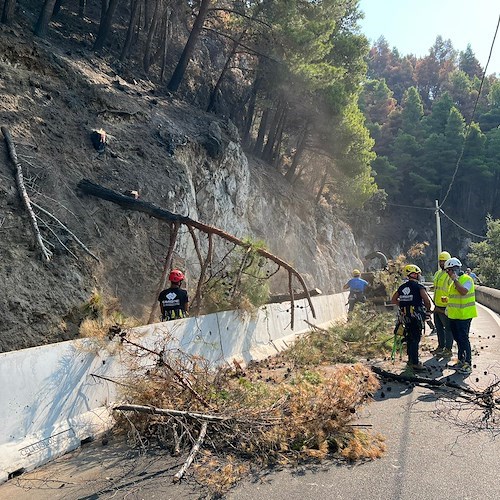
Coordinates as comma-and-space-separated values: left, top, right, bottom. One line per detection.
78, 179, 316, 325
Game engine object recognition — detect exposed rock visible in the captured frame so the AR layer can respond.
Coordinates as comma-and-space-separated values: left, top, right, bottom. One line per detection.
203, 121, 224, 159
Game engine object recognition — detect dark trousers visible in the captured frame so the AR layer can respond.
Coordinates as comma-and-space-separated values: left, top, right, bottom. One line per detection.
434, 308, 453, 349
449, 318, 472, 364
405, 318, 422, 365
348, 292, 366, 312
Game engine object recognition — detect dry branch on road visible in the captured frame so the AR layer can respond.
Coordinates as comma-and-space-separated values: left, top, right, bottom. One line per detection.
372, 365, 500, 426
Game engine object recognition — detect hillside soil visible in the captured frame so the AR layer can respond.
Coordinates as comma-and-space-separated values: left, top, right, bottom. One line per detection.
0, 20, 266, 352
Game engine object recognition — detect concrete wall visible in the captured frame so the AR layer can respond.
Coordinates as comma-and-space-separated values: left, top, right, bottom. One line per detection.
0, 292, 348, 483
475, 286, 500, 315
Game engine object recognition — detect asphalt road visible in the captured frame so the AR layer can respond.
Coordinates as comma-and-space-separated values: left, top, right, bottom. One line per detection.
230, 303, 500, 500
1, 304, 499, 500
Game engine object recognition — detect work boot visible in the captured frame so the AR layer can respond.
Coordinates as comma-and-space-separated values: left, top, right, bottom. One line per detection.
407, 362, 425, 372
457, 362, 472, 374
431, 347, 444, 356
441, 348, 453, 358
447, 360, 464, 370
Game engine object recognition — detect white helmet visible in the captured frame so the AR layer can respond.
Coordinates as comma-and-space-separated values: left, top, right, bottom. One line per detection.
444, 257, 462, 270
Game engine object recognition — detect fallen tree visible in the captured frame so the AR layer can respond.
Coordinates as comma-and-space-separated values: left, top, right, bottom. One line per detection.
105, 330, 384, 493
77, 178, 316, 328
2, 125, 51, 261
2, 126, 99, 263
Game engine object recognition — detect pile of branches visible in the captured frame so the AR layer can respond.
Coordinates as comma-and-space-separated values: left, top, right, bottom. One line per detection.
108, 329, 384, 495
284, 309, 395, 366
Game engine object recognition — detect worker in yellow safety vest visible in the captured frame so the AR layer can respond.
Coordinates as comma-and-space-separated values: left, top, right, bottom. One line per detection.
432, 251, 453, 358
444, 257, 477, 374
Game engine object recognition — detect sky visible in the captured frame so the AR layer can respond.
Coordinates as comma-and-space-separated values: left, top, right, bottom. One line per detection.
357, 0, 500, 75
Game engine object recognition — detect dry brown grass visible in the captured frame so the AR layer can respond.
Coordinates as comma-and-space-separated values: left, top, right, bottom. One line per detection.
78, 289, 140, 343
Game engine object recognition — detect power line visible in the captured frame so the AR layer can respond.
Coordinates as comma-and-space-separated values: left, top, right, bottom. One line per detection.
440, 13, 500, 208
386, 202, 434, 211
439, 209, 486, 239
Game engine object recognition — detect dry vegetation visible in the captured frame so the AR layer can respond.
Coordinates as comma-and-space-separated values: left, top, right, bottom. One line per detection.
89, 308, 393, 496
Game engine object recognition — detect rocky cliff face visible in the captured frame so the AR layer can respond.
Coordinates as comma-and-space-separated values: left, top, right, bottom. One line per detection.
0, 29, 361, 353
177, 134, 362, 292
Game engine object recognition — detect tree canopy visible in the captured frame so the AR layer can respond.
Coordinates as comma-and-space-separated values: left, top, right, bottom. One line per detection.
361, 35, 500, 230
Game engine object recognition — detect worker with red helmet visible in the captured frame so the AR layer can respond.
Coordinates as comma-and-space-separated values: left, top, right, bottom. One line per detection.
158, 269, 189, 321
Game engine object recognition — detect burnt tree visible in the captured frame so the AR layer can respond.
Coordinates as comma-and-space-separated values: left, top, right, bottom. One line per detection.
93, 0, 121, 52
167, 0, 212, 92
78, 178, 316, 328
1, 0, 16, 24
34, 0, 58, 37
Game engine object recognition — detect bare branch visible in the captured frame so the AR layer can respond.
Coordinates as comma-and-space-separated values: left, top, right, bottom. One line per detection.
31, 201, 100, 262
1, 126, 51, 261
173, 421, 208, 483
202, 26, 280, 63
35, 214, 79, 261
114, 403, 228, 422
148, 222, 180, 324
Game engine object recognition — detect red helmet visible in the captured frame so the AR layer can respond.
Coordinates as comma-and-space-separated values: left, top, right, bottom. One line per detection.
169, 269, 185, 283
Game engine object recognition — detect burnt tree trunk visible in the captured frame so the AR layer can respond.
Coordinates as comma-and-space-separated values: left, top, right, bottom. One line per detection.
52, 0, 64, 16
253, 107, 270, 156
143, 0, 161, 74
241, 78, 259, 146
272, 106, 287, 167
34, 0, 58, 37
120, 0, 141, 61
167, 0, 212, 92
206, 32, 244, 113
160, 8, 172, 82
93, 0, 120, 52
78, 0, 87, 18
1, 0, 17, 24
262, 101, 285, 161
207, 10, 257, 113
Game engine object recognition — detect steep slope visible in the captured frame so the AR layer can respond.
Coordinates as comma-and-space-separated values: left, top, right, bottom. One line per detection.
0, 26, 361, 353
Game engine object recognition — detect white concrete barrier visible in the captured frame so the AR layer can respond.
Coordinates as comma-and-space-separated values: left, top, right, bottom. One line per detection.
0, 292, 348, 483
475, 285, 500, 316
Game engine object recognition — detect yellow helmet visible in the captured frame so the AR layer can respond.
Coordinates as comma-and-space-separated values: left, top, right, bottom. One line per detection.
438, 251, 451, 261
352, 269, 361, 276
404, 264, 421, 276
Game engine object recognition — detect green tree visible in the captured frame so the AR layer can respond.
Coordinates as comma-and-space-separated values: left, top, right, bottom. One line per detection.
478, 81, 500, 132
445, 106, 465, 151
371, 156, 398, 194
443, 70, 477, 121
422, 91, 454, 135
468, 216, 500, 287
459, 44, 483, 79
400, 86, 424, 137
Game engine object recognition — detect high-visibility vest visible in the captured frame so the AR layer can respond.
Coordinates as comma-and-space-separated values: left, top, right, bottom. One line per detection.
446, 274, 477, 320
433, 269, 451, 307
